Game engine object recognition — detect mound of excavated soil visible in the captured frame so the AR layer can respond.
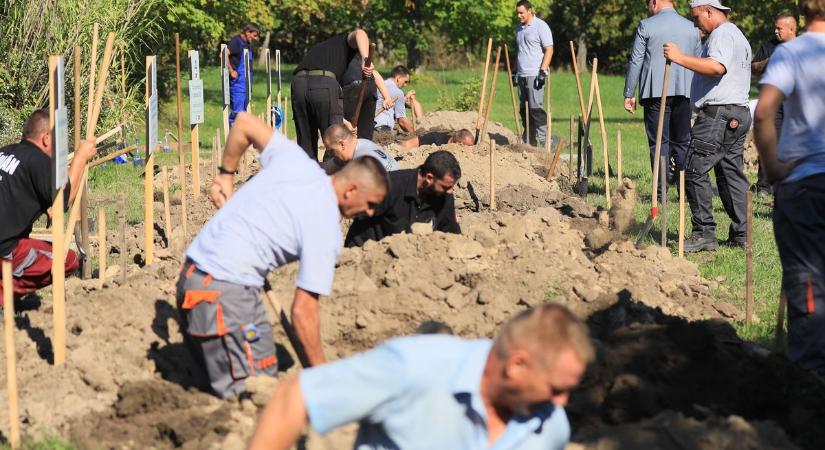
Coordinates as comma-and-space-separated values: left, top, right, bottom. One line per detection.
415, 111, 520, 145
1, 113, 823, 450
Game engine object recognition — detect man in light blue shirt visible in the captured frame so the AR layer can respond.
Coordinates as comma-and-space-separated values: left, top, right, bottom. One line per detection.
515, 0, 554, 146
624, 0, 700, 188
177, 112, 389, 398
754, 0, 825, 378
374, 65, 422, 133
247, 304, 594, 450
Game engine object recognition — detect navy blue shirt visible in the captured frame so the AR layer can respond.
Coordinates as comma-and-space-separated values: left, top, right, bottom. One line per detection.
228, 35, 250, 71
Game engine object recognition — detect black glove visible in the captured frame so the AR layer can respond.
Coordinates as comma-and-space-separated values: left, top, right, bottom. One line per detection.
534, 69, 547, 89
512, 74, 518, 87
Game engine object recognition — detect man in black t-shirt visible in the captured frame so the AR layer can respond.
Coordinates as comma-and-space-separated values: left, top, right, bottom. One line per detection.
227, 24, 259, 127
292, 29, 384, 161
341, 54, 394, 141
0, 109, 97, 304
401, 129, 474, 148
345, 151, 462, 247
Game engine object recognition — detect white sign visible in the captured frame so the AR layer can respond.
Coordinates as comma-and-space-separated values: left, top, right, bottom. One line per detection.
189, 79, 204, 124
221, 44, 230, 106
276, 49, 282, 93
146, 56, 158, 157
244, 48, 252, 103
265, 49, 271, 98
52, 56, 68, 190
189, 50, 200, 80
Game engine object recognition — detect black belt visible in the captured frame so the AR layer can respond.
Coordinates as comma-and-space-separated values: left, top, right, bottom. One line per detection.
294, 69, 337, 81
701, 104, 748, 114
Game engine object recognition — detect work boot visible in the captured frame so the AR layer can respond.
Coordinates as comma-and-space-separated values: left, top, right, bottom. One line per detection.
724, 236, 746, 249
684, 233, 719, 253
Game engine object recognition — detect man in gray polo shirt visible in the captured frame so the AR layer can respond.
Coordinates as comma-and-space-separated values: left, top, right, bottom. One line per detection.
177, 112, 389, 398
515, 0, 554, 146
322, 123, 399, 173
664, 0, 752, 252
624, 0, 700, 189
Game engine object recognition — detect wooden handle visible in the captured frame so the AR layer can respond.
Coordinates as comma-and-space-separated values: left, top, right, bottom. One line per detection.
678, 170, 685, 257
503, 44, 522, 140
594, 69, 611, 208
98, 207, 107, 289
475, 38, 494, 131
85, 23, 99, 140
352, 43, 376, 127
651, 62, 672, 213
570, 41, 586, 124
3, 260, 20, 449
480, 46, 502, 144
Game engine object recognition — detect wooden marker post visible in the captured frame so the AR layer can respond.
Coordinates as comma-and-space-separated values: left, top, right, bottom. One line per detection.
220, 44, 230, 145
593, 70, 611, 208
569, 41, 587, 128
145, 55, 158, 265
569, 116, 574, 180
490, 140, 497, 210
78, 25, 97, 281
480, 46, 502, 144
678, 170, 685, 257
240, 47, 251, 177
74, 44, 91, 280
525, 101, 530, 146
98, 207, 106, 289
174, 34, 188, 235
162, 166, 172, 243
474, 38, 493, 144
118, 194, 127, 285
121, 44, 127, 111
411, 100, 417, 132
49, 55, 70, 366
189, 50, 204, 198
617, 130, 623, 181
275, 49, 282, 118
215, 128, 221, 177
545, 71, 552, 158
265, 48, 272, 128
284, 100, 289, 139
746, 191, 754, 324
660, 155, 667, 247
503, 44, 522, 143
3, 260, 20, 449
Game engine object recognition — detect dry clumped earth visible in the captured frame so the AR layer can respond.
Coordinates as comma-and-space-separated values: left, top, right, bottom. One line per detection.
0, 111, 822, 450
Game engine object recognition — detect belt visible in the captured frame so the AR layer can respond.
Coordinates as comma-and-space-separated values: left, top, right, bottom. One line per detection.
294, 69, 337, 81
700, 104, 748, 114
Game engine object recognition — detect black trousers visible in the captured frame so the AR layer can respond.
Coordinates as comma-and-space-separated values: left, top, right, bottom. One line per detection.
291, 75, 344, 161
642, 95, 691, 191
343, 78, 376, 141
774, 174, 825, 377
685, 104, 751, 240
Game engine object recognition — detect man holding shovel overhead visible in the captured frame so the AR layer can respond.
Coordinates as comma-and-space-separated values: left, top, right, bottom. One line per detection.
664, 0, 752, 252
624, 0, 700, 190
754, 0, 825, 378
515, 0, 553, 146
227, 24, 259, 127
177, 112, 388, 398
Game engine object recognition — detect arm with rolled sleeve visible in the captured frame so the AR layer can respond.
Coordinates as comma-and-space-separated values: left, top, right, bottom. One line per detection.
624, 22, 647, 99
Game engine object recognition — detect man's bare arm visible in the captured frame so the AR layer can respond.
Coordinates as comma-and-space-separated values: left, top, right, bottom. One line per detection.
209, 112, 273, 207
401, 136, 421, 148
664, 43, 726, 77
292, 288, 326, 366
541, 45, 554, 71
246, 376, 308, 450
397, 117, 414, 132
754, 84, 796, 183
66, 139, 96, 204
752, 59, 769, 74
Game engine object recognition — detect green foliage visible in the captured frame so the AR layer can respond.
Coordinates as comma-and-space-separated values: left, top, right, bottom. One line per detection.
437, 76, 481, 112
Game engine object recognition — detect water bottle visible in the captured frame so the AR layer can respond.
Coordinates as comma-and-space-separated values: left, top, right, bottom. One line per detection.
162, 131, 170, 153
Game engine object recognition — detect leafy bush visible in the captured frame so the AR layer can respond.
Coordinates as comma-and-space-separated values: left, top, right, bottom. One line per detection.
436, 77, 481, 112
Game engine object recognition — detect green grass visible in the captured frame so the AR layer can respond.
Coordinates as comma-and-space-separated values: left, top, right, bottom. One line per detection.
0, 435, 78, 450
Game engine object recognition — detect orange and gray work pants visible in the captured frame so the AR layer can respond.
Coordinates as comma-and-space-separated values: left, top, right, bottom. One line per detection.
175, 260, 278, 398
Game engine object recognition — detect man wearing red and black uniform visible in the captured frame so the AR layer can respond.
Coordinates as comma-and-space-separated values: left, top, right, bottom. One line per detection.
0, 109, 97, 304
292, 29, 380, 161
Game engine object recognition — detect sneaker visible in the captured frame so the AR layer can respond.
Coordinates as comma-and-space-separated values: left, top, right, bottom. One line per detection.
684, 234, 719, 253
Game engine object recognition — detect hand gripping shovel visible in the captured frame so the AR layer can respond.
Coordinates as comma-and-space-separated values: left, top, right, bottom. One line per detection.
636, 61, 672, 247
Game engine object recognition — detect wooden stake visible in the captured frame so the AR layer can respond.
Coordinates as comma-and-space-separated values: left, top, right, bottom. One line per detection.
547, 138, 565, 179
86, 23, 99, 139
162, 166, 172, 244
480, 46, 502, 144
569, 41, 587, 125
503, 44, 522, 142
490, 140, 497, 210
746, 190, 754, 324
145, 55, 156, 266
569, 116, 574, 181
475, 38, 493, 143
175, 33, 188, 235
411, 98, 417, 132
652, 62, 672, 222
617, 129, 623, 182
121, 43, 126, 111
660, 155, 667, 247
265, 48, 272, 128
215, 128, 221, 178
74, 45, 91, 280
525, 101, 530, 146
678, 170, 685, 257
545, 72, 552, 156
2, 260, 20, 449
284, 100, 289, 139
49, 56, 67, 367
98, 207, 106, 289
221, 44, 230, 145
118, 194, 126, 285
594, 70, 611, 208
191, 124, 200, 198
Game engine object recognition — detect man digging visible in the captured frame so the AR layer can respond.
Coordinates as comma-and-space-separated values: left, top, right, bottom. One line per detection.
400, 129, 475, 148
177, 112, 388, 398
247, 304, 594, 450
321, 123, 399, 173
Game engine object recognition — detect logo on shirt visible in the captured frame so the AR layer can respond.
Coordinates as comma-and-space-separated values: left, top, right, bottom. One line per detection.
0, 152, 21, 177
374, 149, 388, 160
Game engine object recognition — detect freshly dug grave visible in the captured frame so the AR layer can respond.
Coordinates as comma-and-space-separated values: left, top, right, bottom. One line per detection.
1, 115, 822, 450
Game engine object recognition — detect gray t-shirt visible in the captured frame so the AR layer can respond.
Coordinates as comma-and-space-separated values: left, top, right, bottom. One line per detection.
325, 139, 399, 173
691, 22, 752, 108
760, 32, 825, 183
375, 79, 405, 129
516, 17, 554, 77
186, 131, 342, 295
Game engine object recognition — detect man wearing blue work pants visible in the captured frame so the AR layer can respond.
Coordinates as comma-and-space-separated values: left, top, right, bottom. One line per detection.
515, 0, 553, 147
624, 0, 700, 190
228, 24, 259, 127
665, 0, 752, 252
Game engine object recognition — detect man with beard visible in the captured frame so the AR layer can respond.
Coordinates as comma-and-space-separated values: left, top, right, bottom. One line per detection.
344, 150, 461, 247
247, 303, 594, 450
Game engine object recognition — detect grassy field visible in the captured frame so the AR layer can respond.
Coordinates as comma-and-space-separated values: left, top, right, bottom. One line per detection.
85, 61, 781, 348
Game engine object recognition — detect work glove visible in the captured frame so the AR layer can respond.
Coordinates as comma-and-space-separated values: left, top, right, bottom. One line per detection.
511, 74, 518, 87
534, 69, 548, 89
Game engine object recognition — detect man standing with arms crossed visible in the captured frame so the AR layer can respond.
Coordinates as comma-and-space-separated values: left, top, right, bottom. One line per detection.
515, 0, 553, 147
624, 0, 700, 188
754, 0, 825, 378
664, 0, 752, 252
751, 12, 798, 197
177, 112, 389, 398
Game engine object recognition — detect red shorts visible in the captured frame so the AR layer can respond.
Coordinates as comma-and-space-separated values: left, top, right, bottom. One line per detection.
0, 238, 80, 304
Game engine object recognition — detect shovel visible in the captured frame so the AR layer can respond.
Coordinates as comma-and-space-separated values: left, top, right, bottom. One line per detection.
636, 61, 672, 247
262, 280, 311, 369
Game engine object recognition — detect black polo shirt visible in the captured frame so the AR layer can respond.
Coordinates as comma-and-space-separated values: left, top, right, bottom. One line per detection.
418, 132, 451, 146
296, 33, 358, 82
345, 168, 460, 247
0, 140, 70, 256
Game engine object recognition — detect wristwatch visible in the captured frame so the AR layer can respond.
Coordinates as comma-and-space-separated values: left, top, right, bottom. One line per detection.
218, 165, 238, 175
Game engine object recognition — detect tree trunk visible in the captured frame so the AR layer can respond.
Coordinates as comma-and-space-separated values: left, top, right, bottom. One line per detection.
405, 0, 422, 69
577, 33, 588, 71
257, 32, 270, 67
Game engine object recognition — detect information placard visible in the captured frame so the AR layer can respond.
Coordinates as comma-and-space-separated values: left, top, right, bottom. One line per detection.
189, 50, 200, 80
52, 56, 68, 190
146, 56, 158, 158
266, 49, 272, 99
221, 44, 230, 107
244, 48, 252, 105
189, 79, 204, 124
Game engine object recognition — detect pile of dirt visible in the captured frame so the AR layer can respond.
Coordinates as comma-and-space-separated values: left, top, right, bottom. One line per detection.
1, 112, 823, 450
401, 110, 520, 145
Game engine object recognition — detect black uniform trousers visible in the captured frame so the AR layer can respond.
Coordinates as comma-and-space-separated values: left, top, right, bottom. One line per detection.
292, 74, 344, 161
685, 104, 751, 241
343, 78, 377, 141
